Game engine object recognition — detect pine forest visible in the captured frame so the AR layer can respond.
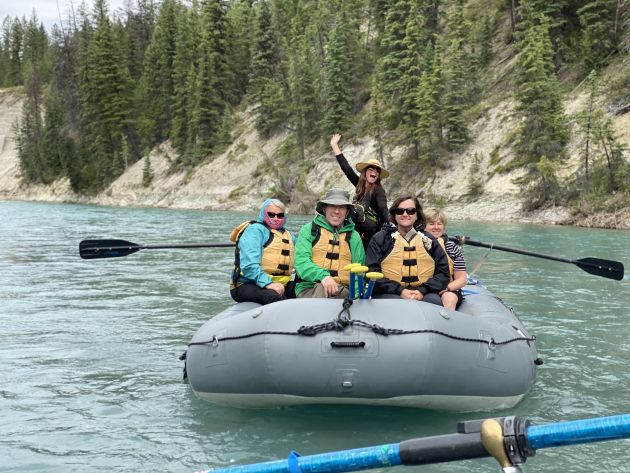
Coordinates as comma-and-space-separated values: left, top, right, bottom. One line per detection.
1, 0, 629, 214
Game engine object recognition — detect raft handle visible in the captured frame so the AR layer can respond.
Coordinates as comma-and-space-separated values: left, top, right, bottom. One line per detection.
330, 341, 366, 348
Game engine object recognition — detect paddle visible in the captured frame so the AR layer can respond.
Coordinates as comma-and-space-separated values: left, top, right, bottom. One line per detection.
451, 235, 624, 281
195, 413, 630, 473
79, 239, 235, 260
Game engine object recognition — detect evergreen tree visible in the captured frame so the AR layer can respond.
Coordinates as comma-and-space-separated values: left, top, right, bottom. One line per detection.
368, 75, 386, 164
376, 0, 411, 99
399, 1, 428, 132
142, 155, 154, 187
288, 22, 320, 159
41, 91, 72, 181
124, 0, 156, 81
514, 12, 569, 207
138, 0, 178, 147
442, 38, 468, 149
595, 117, 628, 193
78, 0, 134, 190
415, 41, 444, 166
21, 12, 50, 84
518, 0, 566, 67
578, 0, 617, 70
0, 18, 11, 86
515, 15, 568, 165
195, 0, 232, 156
171, 0, 199, 156
7, 17, 24, 85
576, 71, 600, 189
321, 4, 356, 135
14, 62, 46, 182
250, 0, 287, 137
226, 0, 254, 104
441, 0, 471, 150
478, 14, 494, 67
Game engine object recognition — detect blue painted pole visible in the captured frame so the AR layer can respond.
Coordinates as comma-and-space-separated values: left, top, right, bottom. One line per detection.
203, 443, 402, 473
357, 274, 365, 298
196, 414, 630, 473
348, 272, 356, 300
527, 414, 630, 450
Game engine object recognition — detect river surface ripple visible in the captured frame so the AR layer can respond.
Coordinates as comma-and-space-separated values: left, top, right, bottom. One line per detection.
1, 201, 629, 472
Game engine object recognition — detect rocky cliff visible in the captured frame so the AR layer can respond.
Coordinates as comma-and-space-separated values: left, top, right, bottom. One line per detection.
1, 87, 628, 228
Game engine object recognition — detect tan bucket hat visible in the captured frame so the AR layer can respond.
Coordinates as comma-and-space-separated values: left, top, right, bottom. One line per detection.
315, 188, 354, 215
355, 158, 389, 178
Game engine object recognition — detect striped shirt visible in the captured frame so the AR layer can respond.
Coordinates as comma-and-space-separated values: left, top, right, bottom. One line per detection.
445, 240, 467, 271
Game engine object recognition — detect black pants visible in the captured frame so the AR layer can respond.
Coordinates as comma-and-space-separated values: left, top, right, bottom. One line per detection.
230, 282, 295, 306
372, 292, 443, 306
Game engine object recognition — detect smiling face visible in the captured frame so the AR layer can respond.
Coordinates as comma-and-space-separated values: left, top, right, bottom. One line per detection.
364, 166, 381, 184
394, 198, 417, 233
425, 219, 445, 239
264, 203, 285, 229
324, 204, 349, 228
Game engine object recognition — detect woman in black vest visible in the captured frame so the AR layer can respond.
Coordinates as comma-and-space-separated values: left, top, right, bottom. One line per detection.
365, 195, 450, 304
330, 134, 389, 249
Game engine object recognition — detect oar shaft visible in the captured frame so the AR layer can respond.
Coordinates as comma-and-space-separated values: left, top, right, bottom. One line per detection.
198, 415, 630, 473
136, 243, 235, 249
452, 236, 623, 280
527, 414, 630, 450
206, 443, 402, 473
456, 238, 574, 264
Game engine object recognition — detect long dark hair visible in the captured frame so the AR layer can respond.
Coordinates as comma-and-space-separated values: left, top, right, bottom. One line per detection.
355, 169, 382, 201
388, 195, 426, 227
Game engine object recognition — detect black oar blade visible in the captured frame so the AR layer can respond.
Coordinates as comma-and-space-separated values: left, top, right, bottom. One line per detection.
576, 257, 624, 281
79, 239, 141, 259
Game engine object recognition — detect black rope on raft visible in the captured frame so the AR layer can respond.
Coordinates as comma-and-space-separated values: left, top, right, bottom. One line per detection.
187, 298, 535, 348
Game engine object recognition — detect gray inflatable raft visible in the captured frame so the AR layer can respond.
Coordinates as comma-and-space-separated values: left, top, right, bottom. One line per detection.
185, 280, 538, 411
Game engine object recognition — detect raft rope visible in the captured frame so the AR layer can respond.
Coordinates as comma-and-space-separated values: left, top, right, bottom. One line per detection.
186, 299, 536, 349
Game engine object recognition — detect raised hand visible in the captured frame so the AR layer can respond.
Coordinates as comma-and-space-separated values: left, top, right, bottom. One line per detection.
330, 134, 342, 155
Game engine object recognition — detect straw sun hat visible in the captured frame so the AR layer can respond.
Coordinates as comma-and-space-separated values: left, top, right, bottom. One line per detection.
355, 159, 389, 178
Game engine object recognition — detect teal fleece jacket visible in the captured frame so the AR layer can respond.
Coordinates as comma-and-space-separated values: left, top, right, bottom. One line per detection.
232, 199, 294, 288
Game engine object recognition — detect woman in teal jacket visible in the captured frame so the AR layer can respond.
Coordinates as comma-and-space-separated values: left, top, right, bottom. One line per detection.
230, 198, 295, 305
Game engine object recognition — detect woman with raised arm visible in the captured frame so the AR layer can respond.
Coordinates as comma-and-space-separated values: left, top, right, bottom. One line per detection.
330, 134, 389, 249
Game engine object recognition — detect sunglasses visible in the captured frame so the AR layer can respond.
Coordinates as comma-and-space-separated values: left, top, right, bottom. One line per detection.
267, 211, 285, 219
394, 207, 417, 216
366, 166, 381, 173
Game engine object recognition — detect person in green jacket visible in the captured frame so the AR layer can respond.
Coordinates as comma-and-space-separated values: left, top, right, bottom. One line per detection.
294, 188, 365, 298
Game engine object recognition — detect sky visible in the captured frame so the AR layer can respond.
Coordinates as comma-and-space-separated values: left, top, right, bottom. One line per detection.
1, 0, 129, 31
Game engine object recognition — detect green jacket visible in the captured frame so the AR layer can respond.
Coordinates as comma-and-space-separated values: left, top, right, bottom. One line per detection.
294, 214, 365, 296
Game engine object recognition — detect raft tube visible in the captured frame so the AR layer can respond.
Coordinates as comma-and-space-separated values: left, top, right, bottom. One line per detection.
185, 280, 538, 411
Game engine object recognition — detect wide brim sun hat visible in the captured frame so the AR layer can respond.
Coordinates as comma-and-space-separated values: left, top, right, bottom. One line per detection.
355, 158, 389, 179
315, 188, 354, 215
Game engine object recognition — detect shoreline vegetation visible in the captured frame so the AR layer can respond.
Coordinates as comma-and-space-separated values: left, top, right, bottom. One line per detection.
1, 1, 629, 229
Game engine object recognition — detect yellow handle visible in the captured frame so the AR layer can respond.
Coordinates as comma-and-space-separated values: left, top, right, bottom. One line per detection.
350, 265, 369, 274
343, 263, 361, 271
365, 272, 383, 280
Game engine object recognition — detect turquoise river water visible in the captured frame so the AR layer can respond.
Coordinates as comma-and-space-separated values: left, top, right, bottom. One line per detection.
1, 201, 629, 472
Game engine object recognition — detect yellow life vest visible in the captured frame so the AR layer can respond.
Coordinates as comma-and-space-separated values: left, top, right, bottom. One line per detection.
380, 231, 435, 287
310, 225, 353, 285
230, 221, 294, 287
437, 236, 455, 282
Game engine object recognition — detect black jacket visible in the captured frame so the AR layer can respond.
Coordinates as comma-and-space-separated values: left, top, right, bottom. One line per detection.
365, 224, 450, 296
335, 153, 389, 228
